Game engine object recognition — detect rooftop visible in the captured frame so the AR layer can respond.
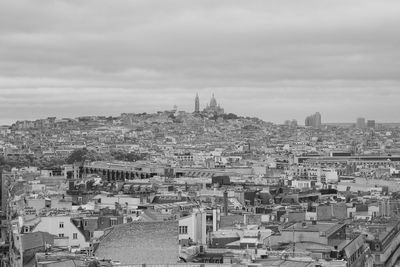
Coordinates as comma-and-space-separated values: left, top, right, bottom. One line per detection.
283, 221, 345, 236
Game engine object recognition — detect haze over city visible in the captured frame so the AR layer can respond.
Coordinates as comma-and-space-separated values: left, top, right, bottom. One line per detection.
1, 0, 400, 124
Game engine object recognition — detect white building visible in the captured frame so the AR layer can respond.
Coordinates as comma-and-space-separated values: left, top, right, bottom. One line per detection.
308, 167, 339, 184
291, 179, 312, 189
179, 211, 206, 245
32, 215, 89, 249
323, 168, 339, 183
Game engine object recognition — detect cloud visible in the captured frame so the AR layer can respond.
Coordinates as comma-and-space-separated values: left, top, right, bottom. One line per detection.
0, 0, 399, 124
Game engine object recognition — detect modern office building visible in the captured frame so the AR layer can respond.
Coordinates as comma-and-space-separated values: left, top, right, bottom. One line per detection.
367, 120, 376, 128
356, 117, 366, 128
305, 112, 322, 129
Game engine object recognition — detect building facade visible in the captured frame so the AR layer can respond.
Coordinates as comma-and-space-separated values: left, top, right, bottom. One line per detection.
203, 94, 224, 115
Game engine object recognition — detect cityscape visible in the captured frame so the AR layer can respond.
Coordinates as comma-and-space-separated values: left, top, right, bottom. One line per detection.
2, 0, 400, 267
1, 93, 400, 267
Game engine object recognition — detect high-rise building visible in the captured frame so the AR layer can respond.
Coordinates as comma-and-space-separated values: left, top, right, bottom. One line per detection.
305, 116, 313, 127
314, 112, 321, 129
367, 120, 376, 128
305, 112, 322, 129
194, 93, 200, 113
356, 117, 366, 128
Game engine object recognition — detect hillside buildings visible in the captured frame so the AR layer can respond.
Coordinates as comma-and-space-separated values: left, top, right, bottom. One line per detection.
2, 100, 400, 266
194, 93, 225, 116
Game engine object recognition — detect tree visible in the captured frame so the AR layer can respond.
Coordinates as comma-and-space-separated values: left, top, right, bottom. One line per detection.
66, 148, 106, 164
110, 151, 147, 162
66, 148, 89, 164
222, 113, 239, 120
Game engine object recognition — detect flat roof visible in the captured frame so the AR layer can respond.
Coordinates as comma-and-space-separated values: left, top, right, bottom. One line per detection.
283, 221, 345, 235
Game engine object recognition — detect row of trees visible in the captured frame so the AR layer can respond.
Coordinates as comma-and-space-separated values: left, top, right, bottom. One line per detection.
0, 149, 148, 171
66, 148, 148, 164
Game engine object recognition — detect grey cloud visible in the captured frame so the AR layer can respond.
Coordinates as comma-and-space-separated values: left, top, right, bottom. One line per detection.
0, 0, 400, 123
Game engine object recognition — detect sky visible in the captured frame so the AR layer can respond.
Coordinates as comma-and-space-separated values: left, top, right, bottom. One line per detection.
1, 0, 400, 125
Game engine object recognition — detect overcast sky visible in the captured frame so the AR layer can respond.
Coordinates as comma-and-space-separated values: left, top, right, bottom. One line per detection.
1, 0, 400, 125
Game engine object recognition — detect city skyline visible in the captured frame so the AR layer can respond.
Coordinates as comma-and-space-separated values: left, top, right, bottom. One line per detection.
3, 1, 400, 266
0, 88, 398, 126
1, 1, 400, 124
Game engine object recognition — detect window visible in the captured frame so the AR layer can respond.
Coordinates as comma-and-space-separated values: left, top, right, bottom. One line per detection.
111, 218, 117, 226
73, 233, 78, 239
84, 221, 88, 227
179, 226, 188, 235
59, 222, 64, 228
59, 234, 64, 237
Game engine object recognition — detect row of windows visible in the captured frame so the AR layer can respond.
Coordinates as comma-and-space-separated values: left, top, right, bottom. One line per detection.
58, 233, 78, 239
179, 226, 188, 235
348, 246, 364, 264
63, 219, 117, 228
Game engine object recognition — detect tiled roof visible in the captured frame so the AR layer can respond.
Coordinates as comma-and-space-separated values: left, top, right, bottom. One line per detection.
22, 231, 56, 251
95, 221, 179, 264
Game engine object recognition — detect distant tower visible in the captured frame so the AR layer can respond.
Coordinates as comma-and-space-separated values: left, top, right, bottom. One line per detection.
210, 93, 217, 108
223, 190, 228, 216
203, 93, 224, 115
314, 112, 321, 129
305, 112, 322, 129
195, 93, 200, 113
356, 117, 366, 128
367, 120, 376, 129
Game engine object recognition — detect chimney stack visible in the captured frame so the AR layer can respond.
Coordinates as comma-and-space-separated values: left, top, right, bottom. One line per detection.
223, 190, 228, 216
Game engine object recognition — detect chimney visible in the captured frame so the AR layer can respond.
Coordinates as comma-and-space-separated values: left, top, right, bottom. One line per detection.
73, 163, 79, 180
223, 190, 228, 216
